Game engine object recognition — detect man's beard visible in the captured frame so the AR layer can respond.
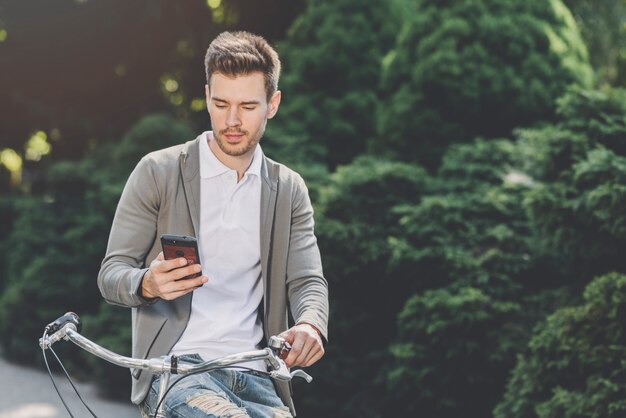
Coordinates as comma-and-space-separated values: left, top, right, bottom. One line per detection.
213, 127, 263, 157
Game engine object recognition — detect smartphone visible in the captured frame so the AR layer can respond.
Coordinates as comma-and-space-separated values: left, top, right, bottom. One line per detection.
160, 234, 202, 280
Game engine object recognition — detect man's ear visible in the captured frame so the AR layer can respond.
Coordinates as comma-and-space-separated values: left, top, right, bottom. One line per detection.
267, 90, 281, 119
205, 84, 210, 105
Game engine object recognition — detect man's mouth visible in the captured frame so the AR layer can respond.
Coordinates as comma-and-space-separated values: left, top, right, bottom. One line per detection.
223, 131, 245, 142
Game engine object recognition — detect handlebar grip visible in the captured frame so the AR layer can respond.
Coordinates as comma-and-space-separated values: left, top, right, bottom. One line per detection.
46, 312, 81, 334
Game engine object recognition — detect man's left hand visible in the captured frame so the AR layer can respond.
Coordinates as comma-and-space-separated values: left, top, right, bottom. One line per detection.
279, 324, 324, 368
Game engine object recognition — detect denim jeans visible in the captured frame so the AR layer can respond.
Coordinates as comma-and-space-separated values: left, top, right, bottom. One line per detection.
140, 355, 293, 418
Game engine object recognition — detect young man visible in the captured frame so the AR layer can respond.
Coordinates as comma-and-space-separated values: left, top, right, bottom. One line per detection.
98, 31, 328, 418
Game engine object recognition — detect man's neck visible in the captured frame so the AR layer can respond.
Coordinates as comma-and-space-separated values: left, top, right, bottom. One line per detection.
207, 132, 254, 181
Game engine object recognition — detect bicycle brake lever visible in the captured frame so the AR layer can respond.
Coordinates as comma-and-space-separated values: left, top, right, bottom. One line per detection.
290, 369, 313, 383
39, 322, 78, 349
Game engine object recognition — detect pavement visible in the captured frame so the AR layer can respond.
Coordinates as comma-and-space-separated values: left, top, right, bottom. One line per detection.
0, 356, 138, 418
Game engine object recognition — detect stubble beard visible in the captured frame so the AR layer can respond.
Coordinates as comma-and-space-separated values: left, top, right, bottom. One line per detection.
213, 124, 265, 157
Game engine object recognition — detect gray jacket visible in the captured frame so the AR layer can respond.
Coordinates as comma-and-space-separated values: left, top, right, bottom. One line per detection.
97, 134, 329, 414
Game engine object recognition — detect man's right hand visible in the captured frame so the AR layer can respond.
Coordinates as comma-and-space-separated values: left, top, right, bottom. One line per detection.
140, 252, 208, 300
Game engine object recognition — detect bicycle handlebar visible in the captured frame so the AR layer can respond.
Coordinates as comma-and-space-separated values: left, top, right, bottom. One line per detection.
40, 313, 312, 418
39, 314, 312, 383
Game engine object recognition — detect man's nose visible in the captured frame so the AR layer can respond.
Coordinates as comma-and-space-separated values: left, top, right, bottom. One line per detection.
226, 108, 241, 127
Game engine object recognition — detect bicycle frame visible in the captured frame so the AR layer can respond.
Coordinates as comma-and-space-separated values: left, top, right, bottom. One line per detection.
40, 319, 311, 418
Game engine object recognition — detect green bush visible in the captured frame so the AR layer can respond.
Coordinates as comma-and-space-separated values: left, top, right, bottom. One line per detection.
81, 303, 133, 399
302, 155, 430, 417
519, 88, 626, 279
0, 114, 192, 385
388, 138, 534, 297
494, 272, 626, 418
387, 286, 520, 418
377, 0, 593, 166
263, 0, 399, 169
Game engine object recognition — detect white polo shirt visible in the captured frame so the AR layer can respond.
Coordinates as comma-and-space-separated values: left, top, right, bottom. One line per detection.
170, 132, 265, 371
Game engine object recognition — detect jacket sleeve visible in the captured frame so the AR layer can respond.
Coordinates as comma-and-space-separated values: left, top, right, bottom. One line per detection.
286, 175, 329, 342
97, 157, 160, 307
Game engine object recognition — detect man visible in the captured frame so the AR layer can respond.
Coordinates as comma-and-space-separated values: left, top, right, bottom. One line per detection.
98, 31, 328, 418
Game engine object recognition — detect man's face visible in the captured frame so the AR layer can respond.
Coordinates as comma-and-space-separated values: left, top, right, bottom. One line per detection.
206, 72, 280, 159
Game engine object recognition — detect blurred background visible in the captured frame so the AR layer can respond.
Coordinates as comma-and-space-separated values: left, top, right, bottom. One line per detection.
1, 0, 626, 417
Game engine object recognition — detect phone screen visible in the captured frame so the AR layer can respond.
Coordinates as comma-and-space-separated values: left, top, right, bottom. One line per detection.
160, 234, 202, 280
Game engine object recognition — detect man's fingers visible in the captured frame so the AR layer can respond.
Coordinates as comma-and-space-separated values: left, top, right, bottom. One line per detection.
145, 254, 205, 300
278, 329, 294, 344
303, 346, 324, 367
171, 263, 203, 280
160, 287, 194, 301
291, 341, 323, 367
152, 260, 202, 281
162, 274, 207, 293
153, 257, 191, 273
282, 328, 324, 368
293, 344, 313, 366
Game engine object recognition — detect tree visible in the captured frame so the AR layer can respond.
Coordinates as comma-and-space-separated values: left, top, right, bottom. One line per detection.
0, 114, 193, 370
263, 0, 400, 170
494, 272, 626, 418
378, 138, 547, 417
388, 138, 534, 299
295, 156, 430, 417
519, 88, 626, 281
564, 0, 626, 86
387, 287, 520, 418
377, 0, 593, 166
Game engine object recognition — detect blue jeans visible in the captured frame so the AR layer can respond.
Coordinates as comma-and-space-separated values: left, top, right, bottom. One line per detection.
140, 355, 293, 418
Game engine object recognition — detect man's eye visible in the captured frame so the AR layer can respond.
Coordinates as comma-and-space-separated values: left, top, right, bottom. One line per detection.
242, 106, 256, 111
215, 104, 227, 109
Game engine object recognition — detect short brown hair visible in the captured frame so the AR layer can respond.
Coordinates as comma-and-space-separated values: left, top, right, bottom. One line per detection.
205, 31, 281, 101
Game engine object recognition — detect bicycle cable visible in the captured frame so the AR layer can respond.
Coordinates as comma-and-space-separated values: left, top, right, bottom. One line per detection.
41, 328, 99, 418
41, 329, 76, 418
49, 346, 99, 417
152, 365, 268, 418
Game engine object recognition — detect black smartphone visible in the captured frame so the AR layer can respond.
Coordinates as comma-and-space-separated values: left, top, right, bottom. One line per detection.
160, 234, 202, 280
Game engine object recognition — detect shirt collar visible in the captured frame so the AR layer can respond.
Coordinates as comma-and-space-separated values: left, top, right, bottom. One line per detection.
200, 131, 263, 179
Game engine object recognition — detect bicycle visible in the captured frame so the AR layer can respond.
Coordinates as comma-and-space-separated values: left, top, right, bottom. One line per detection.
39, 312, 312, 418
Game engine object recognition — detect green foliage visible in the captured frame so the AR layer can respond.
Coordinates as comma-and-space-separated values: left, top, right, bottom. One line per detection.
519, 88, 626, 279
377, 136, 589, 417
389, 187, 532, 297
387, 286, 520, 418
0, 194, 107, 363
0, 114, 191, 370
377, 0, 593, 166
318, 156, 431, 280
389, 138, 534, 297
81, 303, 133, 399
564, 0, 626, 86
0, 196, 20, 294
111, 113, 195, 177
494, 272, 626, 418
436, 138, 518, 190
263, 0, 399, 168
305, 155, 430, 417
573, 148, 626, 238
557, 87, 626, 156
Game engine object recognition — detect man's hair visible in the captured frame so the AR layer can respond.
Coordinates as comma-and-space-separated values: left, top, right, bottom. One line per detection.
205, 31, 281, 101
